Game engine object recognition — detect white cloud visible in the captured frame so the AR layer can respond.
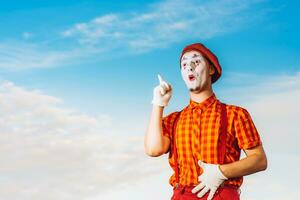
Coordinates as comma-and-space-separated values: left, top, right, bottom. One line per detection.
219, 71, 300, 154
22, 32, 33, 40
0, 70, 299, 199
62, 0, 268, 53
240, 154, 299, 200
0, 81, 165, 200
88, 170, 173, 200
89, 154, 300, 200
212, 71, 300, 199
95, 71, 299, 200
0, 42, 83, 70
0, 0, 271, 70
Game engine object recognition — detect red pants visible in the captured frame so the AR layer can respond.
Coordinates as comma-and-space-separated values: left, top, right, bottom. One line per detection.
171, 185, 240, 200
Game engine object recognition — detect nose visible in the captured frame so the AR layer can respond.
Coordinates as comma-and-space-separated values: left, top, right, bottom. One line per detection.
187, 61, 196, 71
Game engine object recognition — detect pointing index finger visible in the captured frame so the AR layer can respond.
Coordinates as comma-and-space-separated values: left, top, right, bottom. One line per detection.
158, 74, 170, 90
157, 74, 163, 85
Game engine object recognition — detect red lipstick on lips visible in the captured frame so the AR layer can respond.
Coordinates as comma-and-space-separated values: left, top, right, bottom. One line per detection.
188, 74, 195, 81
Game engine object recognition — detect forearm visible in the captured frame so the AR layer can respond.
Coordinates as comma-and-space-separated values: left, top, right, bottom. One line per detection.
219, 148, 268, 179
144, 105, 167, 156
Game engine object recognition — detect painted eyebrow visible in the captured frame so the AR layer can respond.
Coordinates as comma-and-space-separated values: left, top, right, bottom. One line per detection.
182, 54, 201, 61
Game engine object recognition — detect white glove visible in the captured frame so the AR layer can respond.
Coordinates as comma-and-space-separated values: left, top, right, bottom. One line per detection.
192, 160, 228, 200
151, 74, 172, 107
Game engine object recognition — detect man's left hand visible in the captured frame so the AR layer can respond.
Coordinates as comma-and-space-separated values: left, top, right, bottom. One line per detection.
192, 160, 228, 200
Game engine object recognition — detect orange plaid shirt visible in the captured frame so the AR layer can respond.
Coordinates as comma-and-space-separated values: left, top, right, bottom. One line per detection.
162, 93, 262, 187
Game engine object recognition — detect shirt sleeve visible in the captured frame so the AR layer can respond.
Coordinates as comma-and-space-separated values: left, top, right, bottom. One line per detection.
162, 111, 180, 141
234, 107, 262, 149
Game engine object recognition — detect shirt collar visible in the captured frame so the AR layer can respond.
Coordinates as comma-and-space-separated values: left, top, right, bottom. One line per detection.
188, 93, 217, 112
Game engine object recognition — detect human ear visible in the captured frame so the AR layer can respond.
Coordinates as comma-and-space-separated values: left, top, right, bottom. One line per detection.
209, 64, 215, 75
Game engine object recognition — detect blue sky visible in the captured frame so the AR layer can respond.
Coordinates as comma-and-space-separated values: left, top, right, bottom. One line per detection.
0, 0, 299, 115
0, 0, 299, 199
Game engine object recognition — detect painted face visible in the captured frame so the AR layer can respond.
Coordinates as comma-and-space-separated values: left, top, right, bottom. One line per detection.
180, 50, 211, 92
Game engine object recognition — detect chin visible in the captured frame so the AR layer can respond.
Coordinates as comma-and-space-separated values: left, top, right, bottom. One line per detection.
189, 86, 202, 93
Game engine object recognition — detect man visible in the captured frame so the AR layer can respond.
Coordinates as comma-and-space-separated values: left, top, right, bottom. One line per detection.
144, 43, 267, 200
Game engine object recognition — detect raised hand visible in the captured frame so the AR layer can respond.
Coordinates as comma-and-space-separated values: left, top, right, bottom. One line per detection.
151, 74, 172, 107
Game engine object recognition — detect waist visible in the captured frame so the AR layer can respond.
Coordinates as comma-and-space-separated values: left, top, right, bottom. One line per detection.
172, 184, 241, 199
170, 175, 243, 188
173, 183, 240, 191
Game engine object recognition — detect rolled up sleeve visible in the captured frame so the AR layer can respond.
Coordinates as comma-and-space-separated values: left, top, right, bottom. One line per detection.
234, 108, 262, 150
162, 112, 180, 141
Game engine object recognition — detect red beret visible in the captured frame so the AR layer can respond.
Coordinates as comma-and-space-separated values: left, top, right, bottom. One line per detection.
180, 43, 222, 83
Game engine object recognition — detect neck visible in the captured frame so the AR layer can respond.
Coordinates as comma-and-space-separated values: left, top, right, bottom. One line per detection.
190, 88, 214, 103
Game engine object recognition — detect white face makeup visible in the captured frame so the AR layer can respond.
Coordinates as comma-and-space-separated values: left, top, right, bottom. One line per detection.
180, 50, 210, 92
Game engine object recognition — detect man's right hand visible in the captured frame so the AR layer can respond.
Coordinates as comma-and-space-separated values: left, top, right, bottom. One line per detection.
151, 74, 172, 107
